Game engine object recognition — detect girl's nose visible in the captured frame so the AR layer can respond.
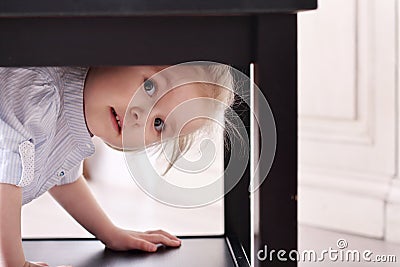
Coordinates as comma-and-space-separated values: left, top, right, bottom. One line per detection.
128, 106, 145, 126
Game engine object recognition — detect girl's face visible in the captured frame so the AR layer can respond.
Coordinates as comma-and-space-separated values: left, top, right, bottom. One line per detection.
83, 66, 213, 150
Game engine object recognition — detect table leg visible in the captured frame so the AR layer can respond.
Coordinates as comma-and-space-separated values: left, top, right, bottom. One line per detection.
255, 14, 298, 267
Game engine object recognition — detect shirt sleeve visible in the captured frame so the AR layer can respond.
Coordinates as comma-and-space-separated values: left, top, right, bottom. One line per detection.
56, 162, 83, 186
0, 68, 60, 187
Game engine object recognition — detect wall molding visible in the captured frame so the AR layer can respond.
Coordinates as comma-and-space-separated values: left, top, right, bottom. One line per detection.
299, 0, 374, 145
299, 0, 399, 243
300, 168, 392, 200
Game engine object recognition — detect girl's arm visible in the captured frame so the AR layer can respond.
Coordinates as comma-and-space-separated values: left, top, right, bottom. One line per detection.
49, 176, 181, 252
0, 183, 26, 267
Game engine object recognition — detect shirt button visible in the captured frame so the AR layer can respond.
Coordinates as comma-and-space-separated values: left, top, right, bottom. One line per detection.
57, 170, 65, 177
86, 144, 92, 149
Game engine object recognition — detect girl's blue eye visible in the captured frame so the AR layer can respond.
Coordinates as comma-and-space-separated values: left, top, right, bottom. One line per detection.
144, 79, 156, 96
154, 118, 165, 132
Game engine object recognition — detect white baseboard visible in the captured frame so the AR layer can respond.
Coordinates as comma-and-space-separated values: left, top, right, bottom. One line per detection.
299, 185, 385, 238
299, 170, 392, 239
386, 179, 400, 243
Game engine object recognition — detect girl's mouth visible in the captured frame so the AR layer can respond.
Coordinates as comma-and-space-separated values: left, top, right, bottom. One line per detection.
110, 107, 122, 133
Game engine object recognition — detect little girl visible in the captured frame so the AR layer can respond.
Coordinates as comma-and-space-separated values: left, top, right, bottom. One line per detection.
0, 63, 234, 266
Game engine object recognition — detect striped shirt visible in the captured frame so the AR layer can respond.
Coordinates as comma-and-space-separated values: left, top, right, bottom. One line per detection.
0, 67, 95, 205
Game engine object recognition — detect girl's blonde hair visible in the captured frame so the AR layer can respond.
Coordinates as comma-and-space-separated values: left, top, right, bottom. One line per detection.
154, 63, 237, 175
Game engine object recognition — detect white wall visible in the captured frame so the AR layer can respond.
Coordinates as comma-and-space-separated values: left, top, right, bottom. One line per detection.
298, 0, 400, 242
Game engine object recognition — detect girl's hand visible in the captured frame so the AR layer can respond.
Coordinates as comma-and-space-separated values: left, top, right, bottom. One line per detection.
23, 261, 72, 267
101, 228, 182, 252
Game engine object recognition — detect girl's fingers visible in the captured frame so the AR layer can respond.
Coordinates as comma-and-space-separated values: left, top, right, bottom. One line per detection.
30, 261, 72, 267
30, 262, 49, 267
129, 237, 158, 252
141, 233, 181, 247
145, 229, 181, 242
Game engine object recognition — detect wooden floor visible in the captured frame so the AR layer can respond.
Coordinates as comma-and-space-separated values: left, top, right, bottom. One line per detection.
299, 224, 400, 266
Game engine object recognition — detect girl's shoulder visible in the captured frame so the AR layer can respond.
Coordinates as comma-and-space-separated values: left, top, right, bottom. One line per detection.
0, 66, 75, 86
0, 67, 63, 135
0, 66, 61, 101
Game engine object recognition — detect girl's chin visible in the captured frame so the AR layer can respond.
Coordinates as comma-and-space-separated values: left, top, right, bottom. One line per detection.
103, 140, 124, 151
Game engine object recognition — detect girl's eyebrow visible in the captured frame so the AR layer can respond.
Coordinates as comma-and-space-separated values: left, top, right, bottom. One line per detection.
162, 117, 177, 138
169, 119, 177, 136
162, 73, 175, 91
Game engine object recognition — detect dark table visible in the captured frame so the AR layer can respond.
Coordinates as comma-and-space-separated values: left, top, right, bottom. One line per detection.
23, 237, 238, 267
0, 0, 317, 266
